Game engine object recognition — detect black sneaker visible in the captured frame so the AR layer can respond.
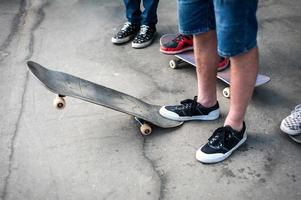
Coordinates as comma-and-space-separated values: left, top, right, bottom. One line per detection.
132, 25, 156, 48
111, 22, 140, 44
159, 97, 220, 121
196, 122, 247, 164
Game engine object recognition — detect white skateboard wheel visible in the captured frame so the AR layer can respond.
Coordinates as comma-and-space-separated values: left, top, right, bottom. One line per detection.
169, 60, 178, 69
53, 95, 66, 110
140, 123, 152, 136
223, 87, 230, 98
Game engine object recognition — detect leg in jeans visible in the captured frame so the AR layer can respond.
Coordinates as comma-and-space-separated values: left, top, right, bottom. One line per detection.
141, 0, 159, 26
159, 0, 221, 122
124, 0, 142, 24
178, 0, 219, 107
112, 0, 142, 44
131, 0, 159, 48
214, 0, 259, 131
195, 0, 259, 163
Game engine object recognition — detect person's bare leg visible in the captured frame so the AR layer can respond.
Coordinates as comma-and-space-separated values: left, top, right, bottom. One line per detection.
194, 30, 220, 107
224, 47, 259, 130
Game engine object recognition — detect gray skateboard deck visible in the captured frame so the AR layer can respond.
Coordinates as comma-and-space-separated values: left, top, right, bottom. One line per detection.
170, 51, 270, 98
27, 61, 183, 135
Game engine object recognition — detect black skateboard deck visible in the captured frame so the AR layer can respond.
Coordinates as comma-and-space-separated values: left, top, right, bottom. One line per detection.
27, 61, 183, 135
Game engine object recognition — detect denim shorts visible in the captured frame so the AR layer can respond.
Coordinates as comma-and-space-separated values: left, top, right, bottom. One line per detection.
177, 0, 259, 57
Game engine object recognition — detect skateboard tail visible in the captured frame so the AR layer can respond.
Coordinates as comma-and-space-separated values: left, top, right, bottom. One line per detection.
27, 61, 58, 94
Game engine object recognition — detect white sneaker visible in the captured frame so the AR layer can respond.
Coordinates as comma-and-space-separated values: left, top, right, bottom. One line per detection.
280, 104, 301, 135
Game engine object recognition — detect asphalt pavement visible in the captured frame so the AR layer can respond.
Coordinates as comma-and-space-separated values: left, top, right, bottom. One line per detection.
0, 0, 300, 200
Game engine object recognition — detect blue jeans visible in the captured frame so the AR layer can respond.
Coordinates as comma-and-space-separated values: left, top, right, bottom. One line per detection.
124, 0, 159, 26
178, 0, 258, 57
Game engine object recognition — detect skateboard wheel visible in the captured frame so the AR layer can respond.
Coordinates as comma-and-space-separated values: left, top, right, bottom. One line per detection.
53, 95, 66, 110
169, 60, 178, 69
223, 87, 230, 98
140, 123, 152, 136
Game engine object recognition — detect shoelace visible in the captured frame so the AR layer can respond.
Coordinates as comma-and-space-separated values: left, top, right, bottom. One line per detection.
291, 104, 301, 118
121, 22, 132, 32
173, 34, 191, 42
208, 126, 234, 148
139, 25, 150, 35
179, 97, 198, 115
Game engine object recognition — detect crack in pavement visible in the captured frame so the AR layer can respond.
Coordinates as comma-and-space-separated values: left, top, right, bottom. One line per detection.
1, 72, 29, 200
142, 137, 166, 200
0, 0, 48, 199
0, 0, 27, 53
26, 0, 48, 60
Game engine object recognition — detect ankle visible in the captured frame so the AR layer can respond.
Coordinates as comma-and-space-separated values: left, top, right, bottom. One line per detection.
224, 118, 244, 131
197, 98, 217, 108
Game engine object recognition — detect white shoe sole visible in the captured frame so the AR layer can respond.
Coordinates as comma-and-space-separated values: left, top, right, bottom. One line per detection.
159, 106, 220, 121
111, 36, 132, 44
132, 33, 156, 49
159, 46, 194, 55
196, 133, 247, 164
280, 121, 301, 135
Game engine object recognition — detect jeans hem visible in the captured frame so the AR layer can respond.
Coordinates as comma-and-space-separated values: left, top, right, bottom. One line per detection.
218, 41, 257, 58
179, 27, 213, 35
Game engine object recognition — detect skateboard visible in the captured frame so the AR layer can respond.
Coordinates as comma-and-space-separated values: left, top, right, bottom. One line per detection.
168, 51, 270, 98
27, 61, 183, 136
289, 134, 301, 144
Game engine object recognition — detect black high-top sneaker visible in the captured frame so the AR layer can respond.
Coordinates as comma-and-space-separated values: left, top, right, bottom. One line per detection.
111, 22, 140, 44
132, 25, 156, 48
196, 122, 247, 164
159, 97, 220, 121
